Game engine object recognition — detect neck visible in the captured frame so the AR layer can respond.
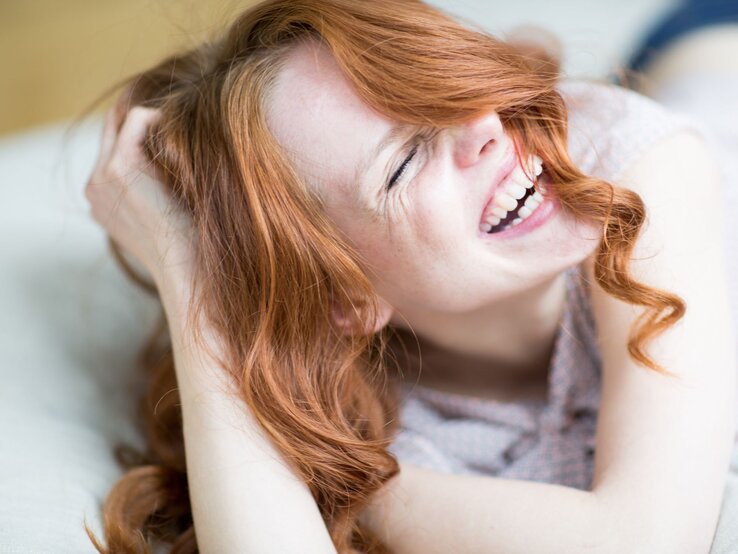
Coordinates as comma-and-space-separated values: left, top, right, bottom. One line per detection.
389, 270, 569, 386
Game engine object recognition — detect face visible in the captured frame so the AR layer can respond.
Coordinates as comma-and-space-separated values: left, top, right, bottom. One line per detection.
265, 38, 600, 334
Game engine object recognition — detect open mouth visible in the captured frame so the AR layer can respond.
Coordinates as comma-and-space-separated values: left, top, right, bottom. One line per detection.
486, 183, 538, 233
480, 156, 548, 235
485, 173, 548, 233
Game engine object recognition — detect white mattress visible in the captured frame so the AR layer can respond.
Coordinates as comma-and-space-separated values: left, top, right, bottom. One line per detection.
0, 117, 161, 552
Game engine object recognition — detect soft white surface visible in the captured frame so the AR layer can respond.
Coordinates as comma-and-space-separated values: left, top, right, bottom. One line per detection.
0, 1, 673, 551
0, 119, 160, 551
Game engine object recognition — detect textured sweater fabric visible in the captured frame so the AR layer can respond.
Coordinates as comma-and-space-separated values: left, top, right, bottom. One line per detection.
388, 78, 738, 491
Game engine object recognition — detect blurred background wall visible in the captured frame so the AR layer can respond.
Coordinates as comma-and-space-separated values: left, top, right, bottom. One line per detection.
0, 0, 252, 137
1, 0, 672, 138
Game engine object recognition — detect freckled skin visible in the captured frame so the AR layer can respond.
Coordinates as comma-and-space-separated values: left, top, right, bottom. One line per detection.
265, 38, 601, 383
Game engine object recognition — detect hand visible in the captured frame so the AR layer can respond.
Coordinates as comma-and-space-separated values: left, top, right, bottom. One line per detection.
84, 104, 196, 285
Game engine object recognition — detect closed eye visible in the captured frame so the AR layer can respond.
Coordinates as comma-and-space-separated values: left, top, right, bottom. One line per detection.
386, 145, 419, 191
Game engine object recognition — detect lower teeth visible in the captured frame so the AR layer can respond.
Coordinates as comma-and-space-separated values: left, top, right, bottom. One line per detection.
487, 202, 526, 233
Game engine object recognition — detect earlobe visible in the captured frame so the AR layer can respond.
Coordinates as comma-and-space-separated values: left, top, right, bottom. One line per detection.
367, 296, 394, 335
331, 296, 395, 336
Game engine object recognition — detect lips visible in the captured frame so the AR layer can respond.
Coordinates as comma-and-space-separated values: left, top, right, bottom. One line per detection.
480, 152, 518, 226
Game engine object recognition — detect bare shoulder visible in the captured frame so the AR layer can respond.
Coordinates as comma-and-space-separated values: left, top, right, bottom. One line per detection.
583, 128, 722, 287
620, 128, 717, 190
582, 127, 733, 381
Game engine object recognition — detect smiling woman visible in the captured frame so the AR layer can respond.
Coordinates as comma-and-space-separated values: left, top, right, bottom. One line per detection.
264, 34, 599, 353
78, 0, 737, 552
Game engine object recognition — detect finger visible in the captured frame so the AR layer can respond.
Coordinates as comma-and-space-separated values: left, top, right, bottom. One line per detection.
92, 90, 130, 172
94, 107, 120, 171
85, 107, 121, 201
113, 85, 136, 132
114, 106, 163, 175
86, 102, 150, 197
117, 106, 162, 153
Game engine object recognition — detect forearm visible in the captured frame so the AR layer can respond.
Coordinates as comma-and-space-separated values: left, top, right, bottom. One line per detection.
156, 271, 337, 553
362, 464, 617, 554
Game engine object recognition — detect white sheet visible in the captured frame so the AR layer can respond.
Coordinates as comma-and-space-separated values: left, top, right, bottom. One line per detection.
0, 118, 161, 552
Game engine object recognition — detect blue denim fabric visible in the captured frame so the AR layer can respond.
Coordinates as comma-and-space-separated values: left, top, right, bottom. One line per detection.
627, 0, 738, 75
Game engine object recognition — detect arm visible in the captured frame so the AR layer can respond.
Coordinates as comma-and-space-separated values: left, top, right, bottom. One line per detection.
361, 130, 737, 554
156, 269, 338, 553
585, 129, 737, 553
86, 106, 337, 553
361, 465, 604, 554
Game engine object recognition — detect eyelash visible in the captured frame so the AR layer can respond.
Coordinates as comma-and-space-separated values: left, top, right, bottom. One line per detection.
386, 145, 419, 191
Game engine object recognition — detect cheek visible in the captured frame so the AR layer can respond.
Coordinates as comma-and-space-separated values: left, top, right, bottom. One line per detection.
330, 209, 399, 277
409, 192, 463, 258
350, 219, 421, 286
343, 188, 452, 282
357, 230, 398, 275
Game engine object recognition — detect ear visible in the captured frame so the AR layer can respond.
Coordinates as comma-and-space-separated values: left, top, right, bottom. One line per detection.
331, 295, 395, 336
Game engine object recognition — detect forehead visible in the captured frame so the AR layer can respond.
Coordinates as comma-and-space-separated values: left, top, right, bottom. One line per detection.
265, 38, 392, 202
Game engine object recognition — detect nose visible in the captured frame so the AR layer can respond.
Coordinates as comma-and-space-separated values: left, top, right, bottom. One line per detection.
453, 111, 508, 169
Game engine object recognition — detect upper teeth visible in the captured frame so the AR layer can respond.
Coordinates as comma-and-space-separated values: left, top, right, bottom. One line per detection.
480, 154, 546, 232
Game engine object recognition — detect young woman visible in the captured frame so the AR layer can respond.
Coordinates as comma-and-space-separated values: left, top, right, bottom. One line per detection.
82, 0, 738, 552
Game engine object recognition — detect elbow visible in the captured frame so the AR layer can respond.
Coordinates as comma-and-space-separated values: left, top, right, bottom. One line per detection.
618, 536, 715, 554
637, 527, 717, 554
592, 526, 691, 554
593, 507, 717, 554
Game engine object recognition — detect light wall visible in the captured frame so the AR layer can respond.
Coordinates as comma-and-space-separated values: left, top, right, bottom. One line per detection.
2, 0, 670, 138
0, 0, 256, 137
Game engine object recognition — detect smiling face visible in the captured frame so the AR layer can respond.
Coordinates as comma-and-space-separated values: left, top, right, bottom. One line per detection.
265, 38, 600, 336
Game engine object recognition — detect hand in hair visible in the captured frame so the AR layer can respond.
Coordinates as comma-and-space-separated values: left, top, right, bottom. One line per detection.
84, 104, 196, 286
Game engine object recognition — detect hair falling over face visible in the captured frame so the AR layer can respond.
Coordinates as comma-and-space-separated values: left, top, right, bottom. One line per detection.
80, 0, 686, 552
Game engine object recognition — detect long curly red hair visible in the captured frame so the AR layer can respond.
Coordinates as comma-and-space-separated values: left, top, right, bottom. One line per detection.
81, 0, 684, 551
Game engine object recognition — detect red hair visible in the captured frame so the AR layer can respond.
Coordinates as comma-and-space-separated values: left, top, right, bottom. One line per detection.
81, 0, 684, 551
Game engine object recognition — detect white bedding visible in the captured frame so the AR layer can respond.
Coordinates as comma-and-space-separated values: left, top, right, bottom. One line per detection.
0, 118, 161, 552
